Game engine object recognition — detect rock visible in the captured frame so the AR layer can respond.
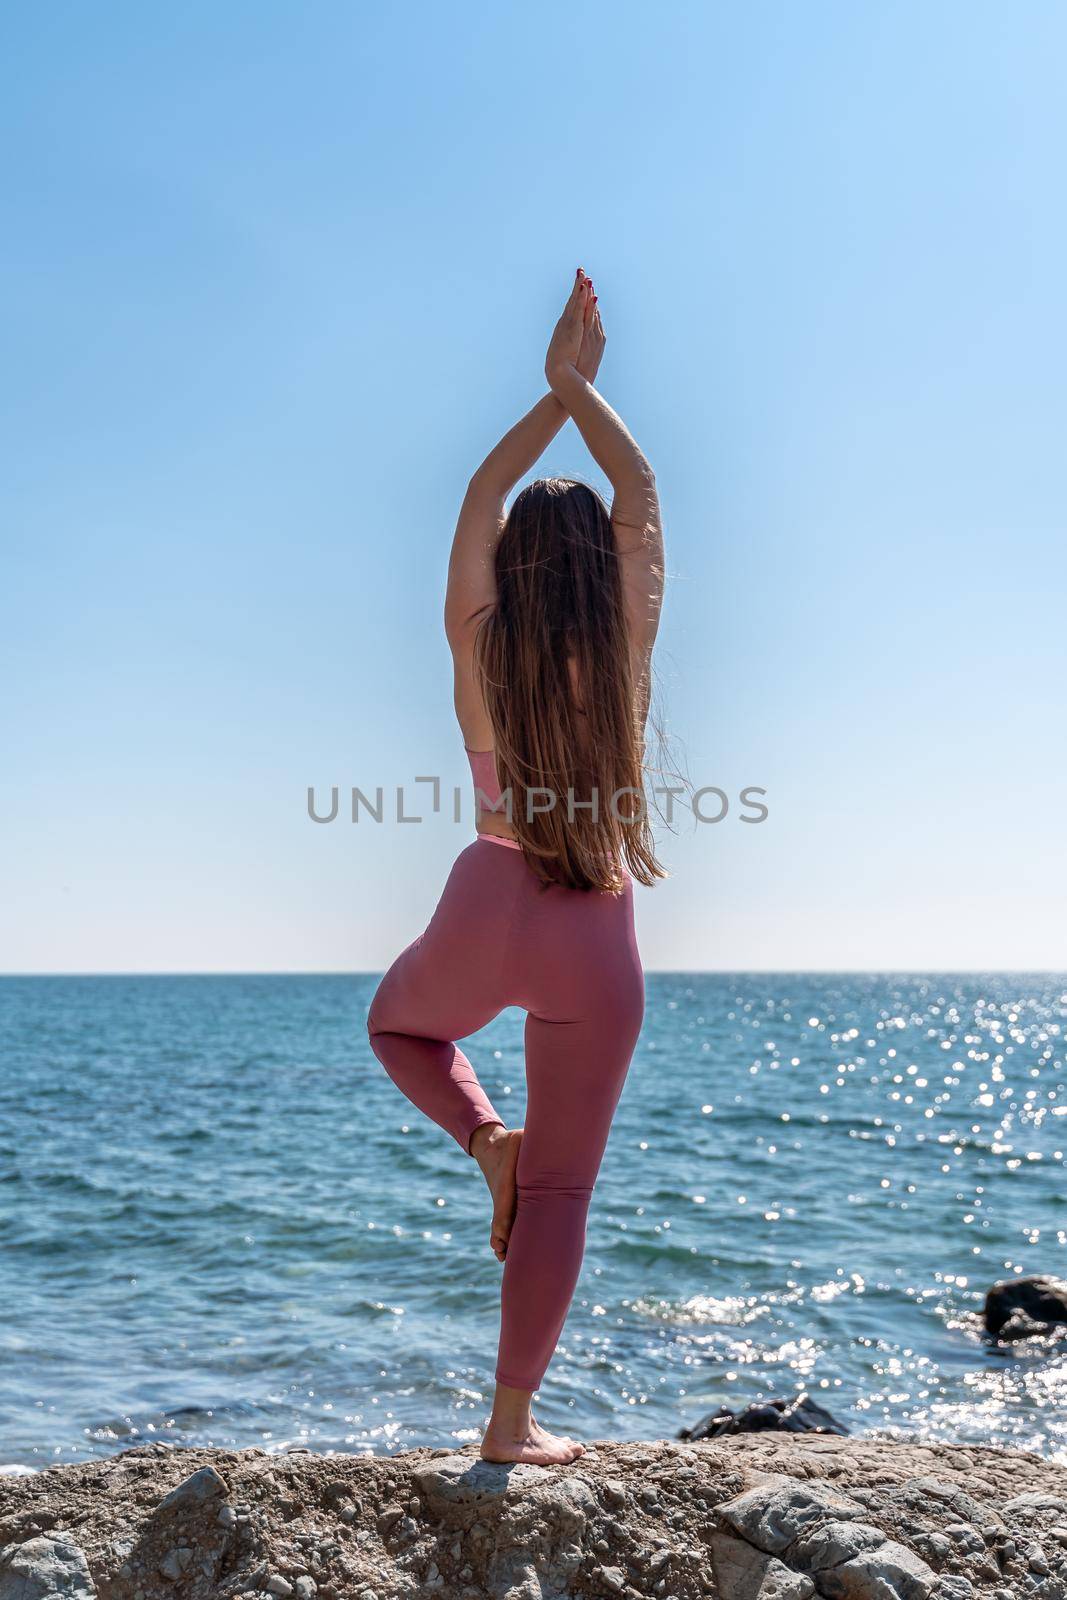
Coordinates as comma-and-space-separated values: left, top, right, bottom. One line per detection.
0, 1436, 1065, 1600
983, 1275, 1067, 1339
0, 1536, 96, 1599
944, 1523, 985, 1554
717, 1478, 937, 1600
718, 1478, 867, 1555
1002, 1492, 1067, 1514
375, 1506, 403, 1536
155, 1465, 229, 1514
411, 1455, 545, 1515
711, 1534, 816, 1599
680, 1393, 850, 1440
1026, 1544, 1050, 1575
818, 1540, 935, 1599
998, 1309, 1057, 1341
792, 1520, 887, 1570
156, 1550, 183, 1582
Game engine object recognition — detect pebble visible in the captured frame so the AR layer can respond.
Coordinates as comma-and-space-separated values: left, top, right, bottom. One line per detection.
376, 1506, 403, 1535
1027, 1545, 1051, 1576
295, 1579, 316, 1599
156, 1467, 230, 1514
266, 1577, 294, 1597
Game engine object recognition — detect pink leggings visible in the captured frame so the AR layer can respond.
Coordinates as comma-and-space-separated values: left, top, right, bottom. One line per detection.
367, 836, 644, 1392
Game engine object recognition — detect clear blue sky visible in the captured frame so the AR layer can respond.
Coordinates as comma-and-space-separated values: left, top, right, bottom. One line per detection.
3, 1, 1065, 973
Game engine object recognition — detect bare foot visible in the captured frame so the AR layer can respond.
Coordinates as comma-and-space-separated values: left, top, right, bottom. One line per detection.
472, 1125, 523, 1262
480, 1416, 585, 1465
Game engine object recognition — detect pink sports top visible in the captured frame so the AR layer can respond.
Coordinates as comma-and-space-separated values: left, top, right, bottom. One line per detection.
464, 744, 632, 878
465, 747, 523, 851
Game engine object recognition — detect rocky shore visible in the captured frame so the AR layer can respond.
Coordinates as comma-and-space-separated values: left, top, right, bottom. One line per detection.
2, 1434, 1067, 1600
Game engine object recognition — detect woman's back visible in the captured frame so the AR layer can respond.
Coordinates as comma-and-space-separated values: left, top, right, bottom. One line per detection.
452, 476, 663, 890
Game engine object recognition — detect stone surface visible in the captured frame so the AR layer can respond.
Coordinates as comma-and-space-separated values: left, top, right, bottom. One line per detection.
719, 1478, 868, 1555
0, 1436, 1065, 1599
0, 1535, 96, 1599
712, 1533, 817, 1598
818, 1538, 934, 1599
156, 1469, 229, 1516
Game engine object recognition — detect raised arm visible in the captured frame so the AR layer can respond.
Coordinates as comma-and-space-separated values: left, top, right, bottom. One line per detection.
444, 297, 607, 745
443, 392, 568, 647
545, 271, 664, 699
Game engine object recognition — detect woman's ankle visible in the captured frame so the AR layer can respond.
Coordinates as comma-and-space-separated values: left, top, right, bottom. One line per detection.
485, 1415, 532, 1440
470, 1121, 507, 1161
486, 1380, 534, 1436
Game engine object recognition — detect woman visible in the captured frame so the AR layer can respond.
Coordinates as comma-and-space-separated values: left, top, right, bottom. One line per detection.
367, 267, 665, 1465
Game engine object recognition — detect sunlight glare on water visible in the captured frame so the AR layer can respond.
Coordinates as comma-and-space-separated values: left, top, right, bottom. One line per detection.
0, 972, 1064, 1469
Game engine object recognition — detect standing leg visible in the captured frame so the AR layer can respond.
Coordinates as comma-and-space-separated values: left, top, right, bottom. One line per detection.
494, 1002, 643, 1390
481, 872, 645, 1462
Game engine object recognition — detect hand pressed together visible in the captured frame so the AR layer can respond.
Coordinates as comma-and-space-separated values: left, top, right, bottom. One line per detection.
546, 267, 605, 388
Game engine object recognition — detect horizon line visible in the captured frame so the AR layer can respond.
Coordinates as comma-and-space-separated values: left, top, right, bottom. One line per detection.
1, 968, 1064, 980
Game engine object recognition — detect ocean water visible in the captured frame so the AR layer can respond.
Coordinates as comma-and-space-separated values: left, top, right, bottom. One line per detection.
1, 972, 1065, 1472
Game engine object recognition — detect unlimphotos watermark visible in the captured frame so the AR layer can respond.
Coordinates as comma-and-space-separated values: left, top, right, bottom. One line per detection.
306, 778, 768, 827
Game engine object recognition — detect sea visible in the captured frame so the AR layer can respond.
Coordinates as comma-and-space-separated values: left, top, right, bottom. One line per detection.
1, 973, 1064, 1472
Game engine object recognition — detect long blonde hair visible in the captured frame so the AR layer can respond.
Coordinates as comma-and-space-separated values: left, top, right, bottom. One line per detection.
473, 477, 666, 892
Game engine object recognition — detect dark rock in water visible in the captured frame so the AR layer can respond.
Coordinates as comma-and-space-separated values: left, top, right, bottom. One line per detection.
984, 1274, 1067, 1340
678, 1392, 849, 1440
